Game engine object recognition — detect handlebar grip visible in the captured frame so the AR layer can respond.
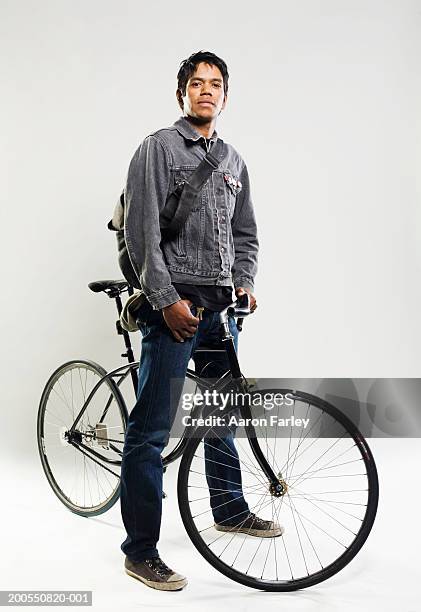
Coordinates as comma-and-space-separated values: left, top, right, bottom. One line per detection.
235, 294, 250, 331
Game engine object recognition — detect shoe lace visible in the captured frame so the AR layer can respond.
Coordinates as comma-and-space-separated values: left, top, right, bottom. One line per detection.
145, 557, 172, 578
247, 512, 267, 527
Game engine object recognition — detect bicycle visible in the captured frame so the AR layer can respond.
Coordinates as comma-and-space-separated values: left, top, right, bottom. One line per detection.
37, 279, 379, 592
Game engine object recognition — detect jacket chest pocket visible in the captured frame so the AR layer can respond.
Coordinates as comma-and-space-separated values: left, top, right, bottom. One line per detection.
173, 168, 207, 212
170, 168, 207, 258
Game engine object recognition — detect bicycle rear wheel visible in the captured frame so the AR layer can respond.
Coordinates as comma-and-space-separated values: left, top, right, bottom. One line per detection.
177, 389, 379, 591
37, 360, 128, 516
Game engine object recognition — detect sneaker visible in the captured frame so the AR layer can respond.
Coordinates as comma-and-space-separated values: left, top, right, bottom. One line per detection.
214, 512, 285, 538
124, 556, 187, 591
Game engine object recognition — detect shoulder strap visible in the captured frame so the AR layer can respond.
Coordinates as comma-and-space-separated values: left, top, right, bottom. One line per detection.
160, 138, 225, 238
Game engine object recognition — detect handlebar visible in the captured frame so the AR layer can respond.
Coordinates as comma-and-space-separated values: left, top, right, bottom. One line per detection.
224, 292, 252, 331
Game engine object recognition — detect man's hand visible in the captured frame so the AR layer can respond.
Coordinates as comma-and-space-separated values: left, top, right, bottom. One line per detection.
235, 287, 257, 313
162, 299, 200, 343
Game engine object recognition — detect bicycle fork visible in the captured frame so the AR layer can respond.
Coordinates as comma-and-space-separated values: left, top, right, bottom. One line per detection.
240, 401, 287, 498
220, 321, 286, 498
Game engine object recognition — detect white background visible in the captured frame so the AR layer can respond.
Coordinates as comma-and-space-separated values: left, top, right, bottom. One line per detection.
1, 1, 420, 610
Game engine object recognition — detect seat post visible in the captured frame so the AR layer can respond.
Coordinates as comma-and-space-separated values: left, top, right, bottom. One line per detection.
88, 279, 139, 393
112, 289, 138, 394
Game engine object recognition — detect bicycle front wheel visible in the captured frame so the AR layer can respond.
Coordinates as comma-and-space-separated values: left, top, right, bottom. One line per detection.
177, 389, 379, 591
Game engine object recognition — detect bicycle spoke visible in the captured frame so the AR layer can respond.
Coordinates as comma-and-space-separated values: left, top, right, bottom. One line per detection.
193, 452, 265, 482
289, 457, 364, 487
291, 485, 366, 520
189, 481, 266, 505
288, 435, 352, 488
287, 493, 323, 571
201, 434, 267, 487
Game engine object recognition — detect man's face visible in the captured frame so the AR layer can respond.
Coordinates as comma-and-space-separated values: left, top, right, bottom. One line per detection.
177, 62, 227, 121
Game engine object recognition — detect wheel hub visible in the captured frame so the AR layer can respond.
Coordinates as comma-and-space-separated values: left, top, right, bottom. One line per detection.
66, 429, 83, 445
270, 477, 288, 497
59, 427, 69, 446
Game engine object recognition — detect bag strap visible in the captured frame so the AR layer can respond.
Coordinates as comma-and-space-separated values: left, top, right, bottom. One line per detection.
108, 138, 226, 237
160, 138, 225, 238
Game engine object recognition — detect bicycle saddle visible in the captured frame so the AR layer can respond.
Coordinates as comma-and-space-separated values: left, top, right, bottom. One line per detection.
88, 279, 128, 294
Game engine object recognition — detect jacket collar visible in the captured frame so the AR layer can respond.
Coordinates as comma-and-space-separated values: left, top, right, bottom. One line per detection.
173, 115, 218, 142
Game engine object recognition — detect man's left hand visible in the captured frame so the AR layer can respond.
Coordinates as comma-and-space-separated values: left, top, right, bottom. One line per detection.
235, 287, 257, 313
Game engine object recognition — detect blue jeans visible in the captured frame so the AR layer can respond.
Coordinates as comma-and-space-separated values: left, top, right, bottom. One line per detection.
120, 303, 251, 562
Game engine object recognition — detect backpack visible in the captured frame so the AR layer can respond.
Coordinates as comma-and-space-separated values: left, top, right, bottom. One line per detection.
107, 191, 142, 289
107, 138, 225, 289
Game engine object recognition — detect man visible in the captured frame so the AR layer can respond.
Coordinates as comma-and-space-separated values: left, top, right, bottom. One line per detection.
120, 50, 283, 591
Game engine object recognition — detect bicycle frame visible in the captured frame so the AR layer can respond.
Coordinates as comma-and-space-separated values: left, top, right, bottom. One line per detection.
66, 292, 283, 492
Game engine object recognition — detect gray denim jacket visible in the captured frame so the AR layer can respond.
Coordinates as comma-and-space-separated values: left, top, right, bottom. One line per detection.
124, 115, 259, 310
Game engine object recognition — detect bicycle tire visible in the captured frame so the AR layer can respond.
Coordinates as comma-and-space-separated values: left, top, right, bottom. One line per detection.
177, 388, 379, 591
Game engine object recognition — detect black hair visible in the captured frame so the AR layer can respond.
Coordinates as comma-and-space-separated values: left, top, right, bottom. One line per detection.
176, 50, 229, 99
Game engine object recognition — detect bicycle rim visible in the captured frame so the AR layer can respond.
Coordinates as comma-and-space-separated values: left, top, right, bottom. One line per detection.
177, 389, 379, 591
